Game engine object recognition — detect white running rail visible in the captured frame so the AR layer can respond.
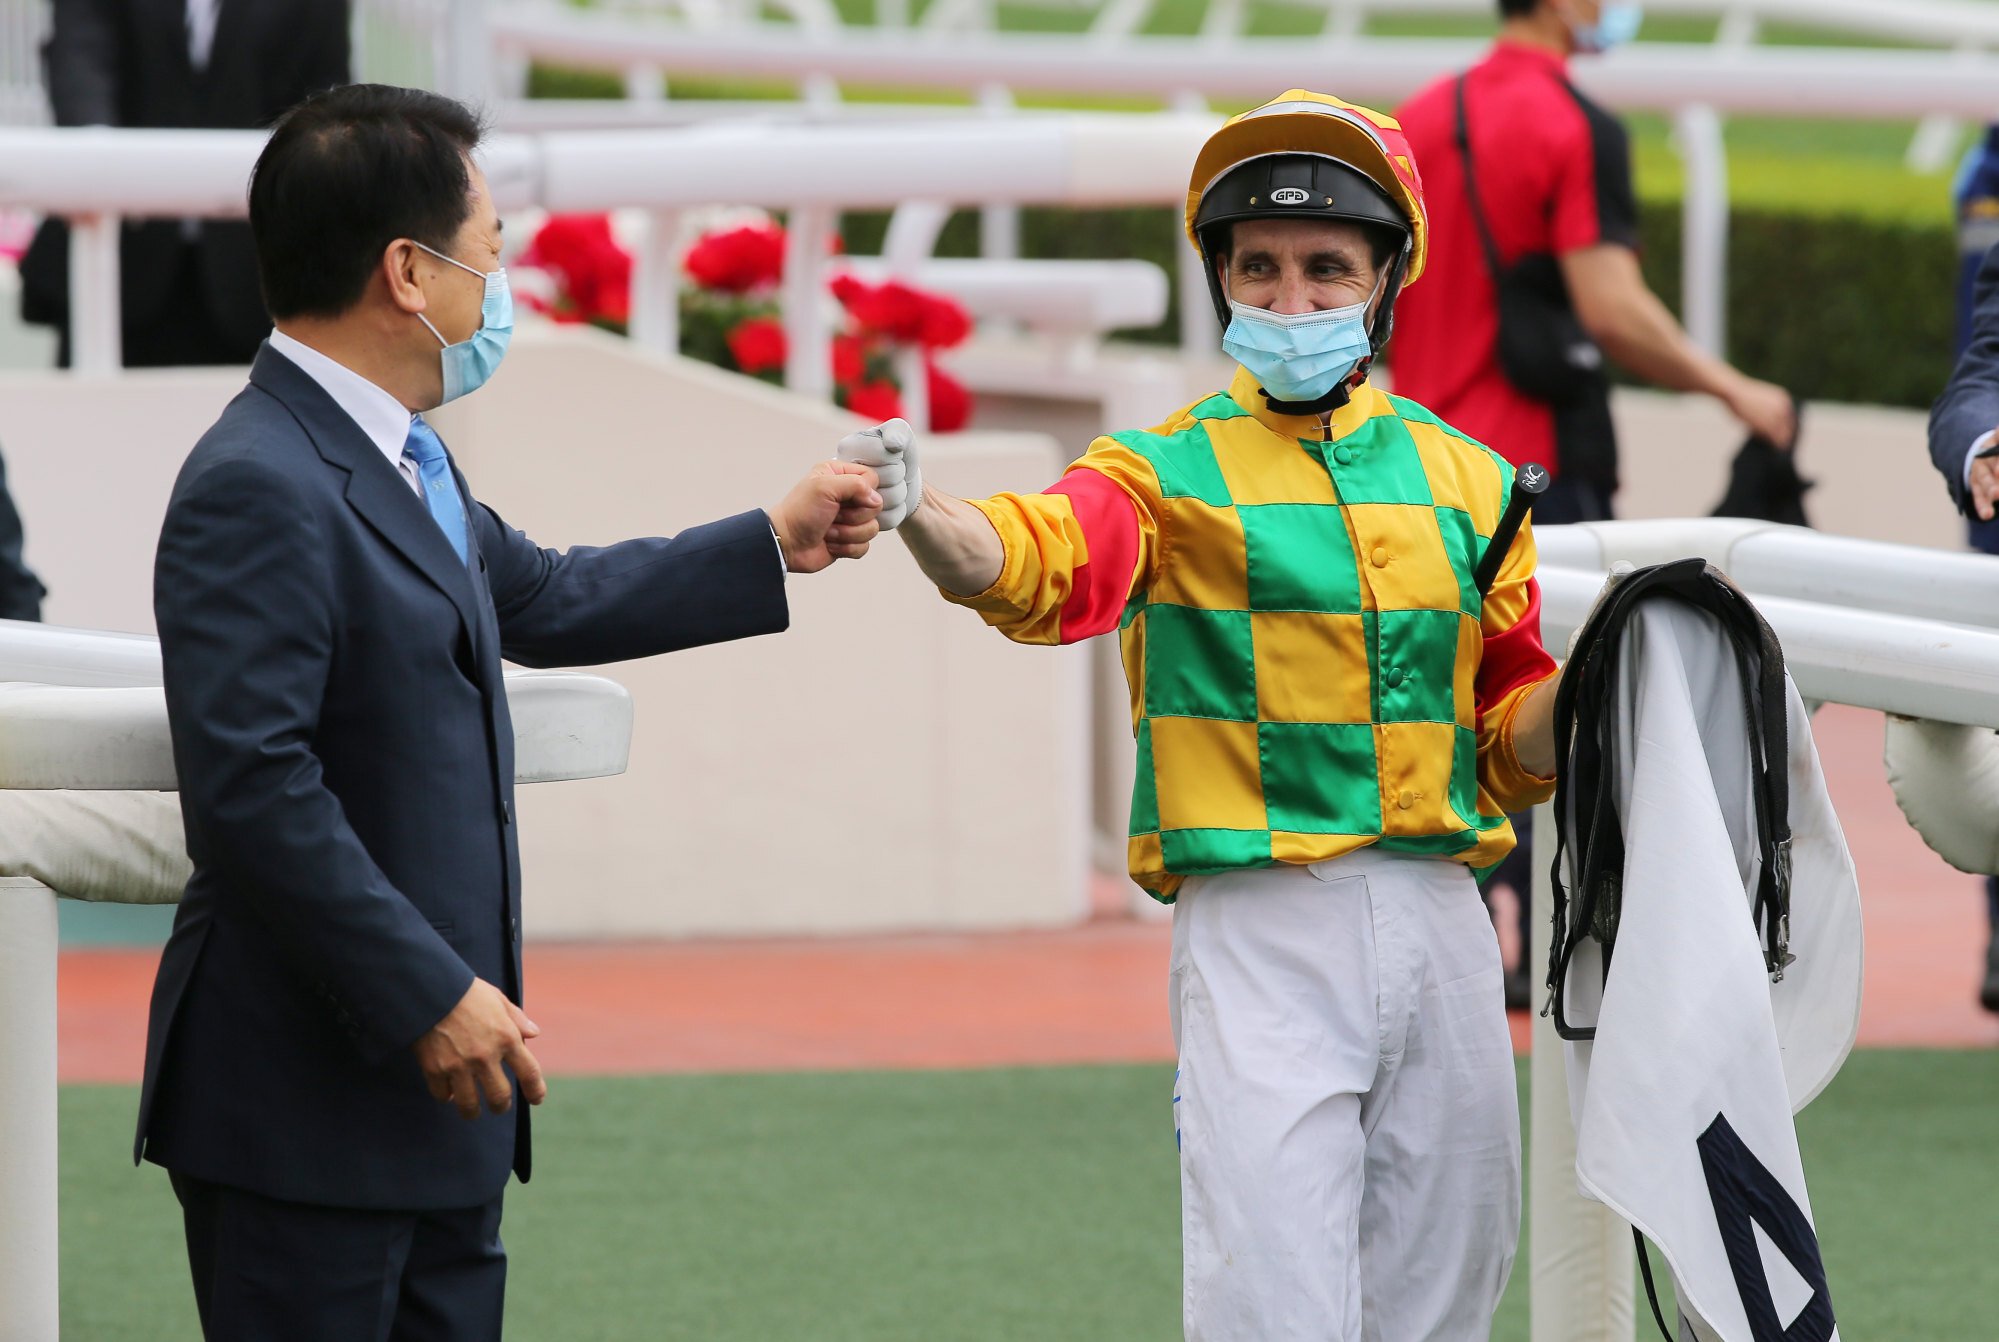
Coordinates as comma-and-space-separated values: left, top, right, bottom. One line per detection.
0, 622, 636, 1339
1527, 523, 1999, 1342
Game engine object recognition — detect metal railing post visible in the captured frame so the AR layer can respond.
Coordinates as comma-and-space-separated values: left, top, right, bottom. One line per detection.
978, 84, 1022, 263
630, 208, 683, 358
0, 878, 60, 1342
440, 0, 493, 107
1528, 806, 1637, 1342
1675, 103, 1728, 359
67, 212, 122, 374
893, 344, 930, 431
783, 204, 835, 400
1173, 90, 1214, 363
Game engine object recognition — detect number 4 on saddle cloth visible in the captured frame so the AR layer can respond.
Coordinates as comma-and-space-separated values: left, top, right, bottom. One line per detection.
1548, 559, 1863, 1342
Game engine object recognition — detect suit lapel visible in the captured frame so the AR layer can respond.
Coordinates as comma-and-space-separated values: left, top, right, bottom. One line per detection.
453, 466, 505, 692
249, 345, 486, 663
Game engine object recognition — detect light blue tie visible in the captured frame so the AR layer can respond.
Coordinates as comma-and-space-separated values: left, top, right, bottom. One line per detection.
402, 417, 470, 566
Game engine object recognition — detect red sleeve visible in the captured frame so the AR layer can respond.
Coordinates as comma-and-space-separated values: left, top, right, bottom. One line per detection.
1045, 468, 1142, 645
1475, 575, 1558, 722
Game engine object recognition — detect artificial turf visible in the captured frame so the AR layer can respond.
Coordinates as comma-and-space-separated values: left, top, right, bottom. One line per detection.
54, 1050, 1997, 1339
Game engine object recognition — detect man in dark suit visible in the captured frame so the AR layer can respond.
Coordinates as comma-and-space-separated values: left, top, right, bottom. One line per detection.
139, 83, 883, 1340
20, 0, 349, 365
1927, 240, 1999, 1014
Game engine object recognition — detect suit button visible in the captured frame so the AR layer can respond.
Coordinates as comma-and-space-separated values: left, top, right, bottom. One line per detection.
1396, 789, 1416, 810
499, 799, 513, 825
510, 916, 520, 944
1370, 546, 1389, 568
1385, 668, 1406, 689
1332, 446, 1353, 466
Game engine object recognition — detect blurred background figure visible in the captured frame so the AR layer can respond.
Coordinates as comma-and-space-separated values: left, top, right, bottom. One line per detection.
17, 0, 351, 368
1950, 123, 1999, 562
0, 438, 43, 620
1928, 159, 1999, 1012
1392, 0, 1797, 1004
1392, 0, 1797, 526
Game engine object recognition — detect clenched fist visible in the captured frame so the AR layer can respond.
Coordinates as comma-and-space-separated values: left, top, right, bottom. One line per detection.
769, 461, 882, 573
837, 419, 922, 530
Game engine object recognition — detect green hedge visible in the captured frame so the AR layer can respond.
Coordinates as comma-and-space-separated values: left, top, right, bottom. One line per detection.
843, 202, 1958, 409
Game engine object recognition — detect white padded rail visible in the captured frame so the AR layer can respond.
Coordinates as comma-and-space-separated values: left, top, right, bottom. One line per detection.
1537, 566, 1999, 731
839, 257, 1169, 335
1536, 520, 1999, 633
0, 672, 632, 791
0, 624, 634, 790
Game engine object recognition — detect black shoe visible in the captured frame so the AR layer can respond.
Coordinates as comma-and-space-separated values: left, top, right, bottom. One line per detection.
1980, 938, 1999, 1015
1504, 967, 1532, 1013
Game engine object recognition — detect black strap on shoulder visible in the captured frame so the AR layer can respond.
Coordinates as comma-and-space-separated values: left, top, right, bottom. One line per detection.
1452, 75, 1508, 286
1546, 559, 1794, 1041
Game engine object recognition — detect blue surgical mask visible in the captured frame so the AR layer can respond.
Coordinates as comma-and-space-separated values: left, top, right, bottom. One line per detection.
413, 240, 513, 403
1573, 1, 1642, 53
1221, 274, 1383, 406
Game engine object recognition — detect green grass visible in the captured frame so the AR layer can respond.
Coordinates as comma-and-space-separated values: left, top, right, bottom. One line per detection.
55, 1050, 1999, 1339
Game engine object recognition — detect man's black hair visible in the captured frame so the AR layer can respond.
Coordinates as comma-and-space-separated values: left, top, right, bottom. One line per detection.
1497, 0, 1540, 16
248, 83, 486, 320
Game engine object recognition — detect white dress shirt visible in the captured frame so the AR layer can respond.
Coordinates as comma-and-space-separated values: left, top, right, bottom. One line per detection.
186, 0, 222, 71
267, 331, 425, 497
1968, 429, 1995, 491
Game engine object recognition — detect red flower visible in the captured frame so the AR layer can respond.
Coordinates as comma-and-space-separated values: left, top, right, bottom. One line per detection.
837, 279, 927, 343
830, 276, 972, 351
926, 361, 973, 432
831, 334, 868, 386
684, 223, 786, 294
917, 294, 972, 350
519, 214, 631, 326
844, 381, 906, 422
829, 273, 867, 309
726, 317, 788, 375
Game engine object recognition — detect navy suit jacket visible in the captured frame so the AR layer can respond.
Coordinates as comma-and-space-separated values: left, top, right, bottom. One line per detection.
1930, 244, 1999, 519
20, 0, 349, 352
138, 344, 789, 1209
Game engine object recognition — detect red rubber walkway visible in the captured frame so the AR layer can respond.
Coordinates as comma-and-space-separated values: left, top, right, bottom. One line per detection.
53, 706, 1996, 1085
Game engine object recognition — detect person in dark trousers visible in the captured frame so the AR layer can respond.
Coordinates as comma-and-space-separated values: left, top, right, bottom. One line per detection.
1393, 0, 1796, 1004
19, 0, 350, 366
138, 84, 884, 1340
1929, 173, 1999, 1012
0, 443, 45, 620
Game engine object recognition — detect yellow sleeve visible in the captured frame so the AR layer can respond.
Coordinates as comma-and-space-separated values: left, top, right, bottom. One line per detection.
1476, 676, 1558, 816
940, 438, 1166, 647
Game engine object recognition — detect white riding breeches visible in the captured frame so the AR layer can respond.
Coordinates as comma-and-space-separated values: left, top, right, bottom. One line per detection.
1171, 849, 1521, 1342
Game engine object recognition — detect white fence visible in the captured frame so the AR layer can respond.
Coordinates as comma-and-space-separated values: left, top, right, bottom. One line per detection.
9, 0, 1999, 373
1528, 521, 1999, 1342
11, 13, 1999, 392
0, 117, 1208, 387
0, 621, 637, 1341
467, 21, 1999, 359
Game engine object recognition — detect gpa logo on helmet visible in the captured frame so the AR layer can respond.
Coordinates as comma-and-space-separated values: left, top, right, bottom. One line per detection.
1269, 187, 1312, 205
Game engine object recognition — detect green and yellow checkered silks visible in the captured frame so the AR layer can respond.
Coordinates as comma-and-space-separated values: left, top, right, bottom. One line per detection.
949, 368, 1557, 899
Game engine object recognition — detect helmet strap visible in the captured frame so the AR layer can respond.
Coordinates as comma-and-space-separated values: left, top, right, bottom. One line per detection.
1261, 356, 1372, 416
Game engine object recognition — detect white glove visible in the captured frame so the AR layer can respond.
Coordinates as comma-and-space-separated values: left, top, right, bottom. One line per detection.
836, 418, 921, 531
1567, 561, 1636, 658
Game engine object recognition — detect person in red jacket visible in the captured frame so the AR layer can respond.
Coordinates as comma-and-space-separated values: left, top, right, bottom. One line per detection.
1393, 0, 1794, 527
